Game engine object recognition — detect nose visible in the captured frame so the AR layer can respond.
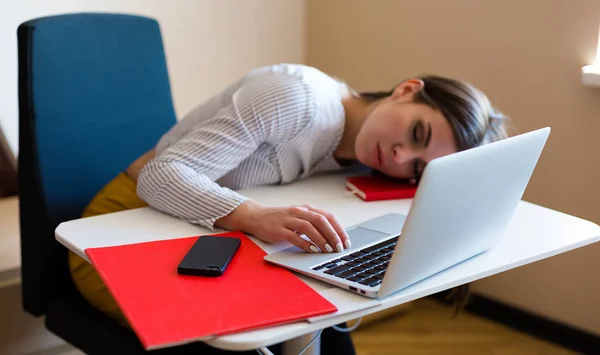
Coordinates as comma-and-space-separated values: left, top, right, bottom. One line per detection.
392, 145, 417, 165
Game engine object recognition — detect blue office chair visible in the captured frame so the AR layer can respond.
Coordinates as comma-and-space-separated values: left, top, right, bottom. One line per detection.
17, 13, 271, 354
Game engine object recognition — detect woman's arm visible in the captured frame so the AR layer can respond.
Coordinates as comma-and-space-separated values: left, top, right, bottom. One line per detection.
137, 73, 350, 253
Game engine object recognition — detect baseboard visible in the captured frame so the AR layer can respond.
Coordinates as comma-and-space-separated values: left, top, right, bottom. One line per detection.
430, 291, 600, 354
0, 268, 21, 288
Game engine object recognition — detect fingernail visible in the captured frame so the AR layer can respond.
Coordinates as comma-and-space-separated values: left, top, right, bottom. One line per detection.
325, 243, 334, 253
344, 240, 351, 249
309, 245, 319, 253
335, 242, 343, 252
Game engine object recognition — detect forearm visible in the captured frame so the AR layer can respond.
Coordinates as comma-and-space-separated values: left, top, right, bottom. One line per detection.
215, 199, 264, 232
137, 159, 250, 230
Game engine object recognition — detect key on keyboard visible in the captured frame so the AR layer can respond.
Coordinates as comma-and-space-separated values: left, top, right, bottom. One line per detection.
324, 265, 351, 275
311, 236, 398, 273
338, 270, 357, 279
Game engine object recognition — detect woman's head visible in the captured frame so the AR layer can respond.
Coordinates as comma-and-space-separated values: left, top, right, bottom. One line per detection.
353, 75, 510, 182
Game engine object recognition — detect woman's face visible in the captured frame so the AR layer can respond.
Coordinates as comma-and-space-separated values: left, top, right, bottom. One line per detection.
355, 79, 458, 182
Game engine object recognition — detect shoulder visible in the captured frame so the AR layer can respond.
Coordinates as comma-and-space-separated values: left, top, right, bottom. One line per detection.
240, 64, 349, 102
231, 64, 342, 120
244, 64, 347, 95
155, 64, 348, 151
248, 64, 348, 142
229, 64, 347, 142
239, 63, 349, 119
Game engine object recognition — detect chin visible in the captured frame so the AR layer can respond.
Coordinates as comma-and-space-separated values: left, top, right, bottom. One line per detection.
355, 140, 373, 166
355, 150, 371, 169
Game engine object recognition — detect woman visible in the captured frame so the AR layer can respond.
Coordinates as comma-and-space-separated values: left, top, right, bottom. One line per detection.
69, 63, 509, 354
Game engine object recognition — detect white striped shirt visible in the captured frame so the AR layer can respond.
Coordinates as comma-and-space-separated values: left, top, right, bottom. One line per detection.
137, 64, 354, 229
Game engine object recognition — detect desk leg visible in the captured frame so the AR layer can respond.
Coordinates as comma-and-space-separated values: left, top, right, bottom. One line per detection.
282, 331, 321, 355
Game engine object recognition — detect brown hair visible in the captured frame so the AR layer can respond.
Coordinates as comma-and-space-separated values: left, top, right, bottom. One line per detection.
362, 75, 510, 315
361, 75, 510, 152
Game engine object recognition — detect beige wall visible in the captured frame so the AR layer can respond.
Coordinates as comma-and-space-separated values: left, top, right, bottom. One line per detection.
0, 0, 305, 157
308, 0, 600, 334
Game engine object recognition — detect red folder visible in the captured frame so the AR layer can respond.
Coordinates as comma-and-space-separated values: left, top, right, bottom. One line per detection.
346, 175, 418, 201
85, 232, 337, 350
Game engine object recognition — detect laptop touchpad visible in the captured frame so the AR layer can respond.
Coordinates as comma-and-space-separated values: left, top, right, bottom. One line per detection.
346, 227, 391, 247
356, 213, 406, 235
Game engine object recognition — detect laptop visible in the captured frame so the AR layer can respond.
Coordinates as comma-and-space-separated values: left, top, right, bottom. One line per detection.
265, 127, 550, 298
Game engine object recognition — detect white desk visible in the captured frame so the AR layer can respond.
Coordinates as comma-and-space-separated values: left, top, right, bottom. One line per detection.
55, 173, 600, 352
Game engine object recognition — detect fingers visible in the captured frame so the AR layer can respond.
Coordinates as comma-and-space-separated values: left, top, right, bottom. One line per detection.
288, 205, 348, 253
279, 229, 319, 253
303, 205, 352, 250
287, 218, 332, 253
295, 208, 341, 252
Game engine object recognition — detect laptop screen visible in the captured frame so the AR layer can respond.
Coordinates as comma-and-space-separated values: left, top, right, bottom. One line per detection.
0, 125, 17, 198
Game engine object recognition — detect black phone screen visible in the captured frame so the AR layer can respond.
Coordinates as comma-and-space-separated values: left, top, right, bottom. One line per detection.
177, 236, 241, 277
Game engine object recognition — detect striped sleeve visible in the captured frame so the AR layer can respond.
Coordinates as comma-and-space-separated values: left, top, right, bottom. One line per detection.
137, 73, 313, 229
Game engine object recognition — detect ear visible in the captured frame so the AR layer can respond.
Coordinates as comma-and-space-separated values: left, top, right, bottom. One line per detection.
391, 78, 425, 99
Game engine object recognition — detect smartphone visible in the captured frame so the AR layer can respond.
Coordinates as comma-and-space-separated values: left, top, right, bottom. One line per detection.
177, 236, 241, 277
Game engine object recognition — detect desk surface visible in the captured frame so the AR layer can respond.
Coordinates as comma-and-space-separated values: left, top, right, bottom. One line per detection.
55, 173, 600, 351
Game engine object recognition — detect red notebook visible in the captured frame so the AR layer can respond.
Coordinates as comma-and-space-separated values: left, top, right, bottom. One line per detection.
85, 232, 337, 350
346, 175, 418, 202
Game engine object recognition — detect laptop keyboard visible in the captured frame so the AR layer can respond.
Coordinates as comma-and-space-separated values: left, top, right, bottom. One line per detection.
311, 236, 399, 287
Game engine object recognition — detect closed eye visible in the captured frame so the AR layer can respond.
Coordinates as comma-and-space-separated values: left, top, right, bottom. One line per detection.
412, 122, 423, 144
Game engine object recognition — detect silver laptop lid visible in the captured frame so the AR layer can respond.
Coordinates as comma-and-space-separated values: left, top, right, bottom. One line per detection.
379, 127, 550, 297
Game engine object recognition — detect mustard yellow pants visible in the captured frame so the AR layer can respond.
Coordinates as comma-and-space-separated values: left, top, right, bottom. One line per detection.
68, 172, 148, 327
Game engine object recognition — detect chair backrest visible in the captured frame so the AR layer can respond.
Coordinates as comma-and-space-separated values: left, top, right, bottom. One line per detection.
17, 13, 177, 316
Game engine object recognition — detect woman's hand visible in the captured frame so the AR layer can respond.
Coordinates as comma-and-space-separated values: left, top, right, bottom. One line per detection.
217, 200, 351, 253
